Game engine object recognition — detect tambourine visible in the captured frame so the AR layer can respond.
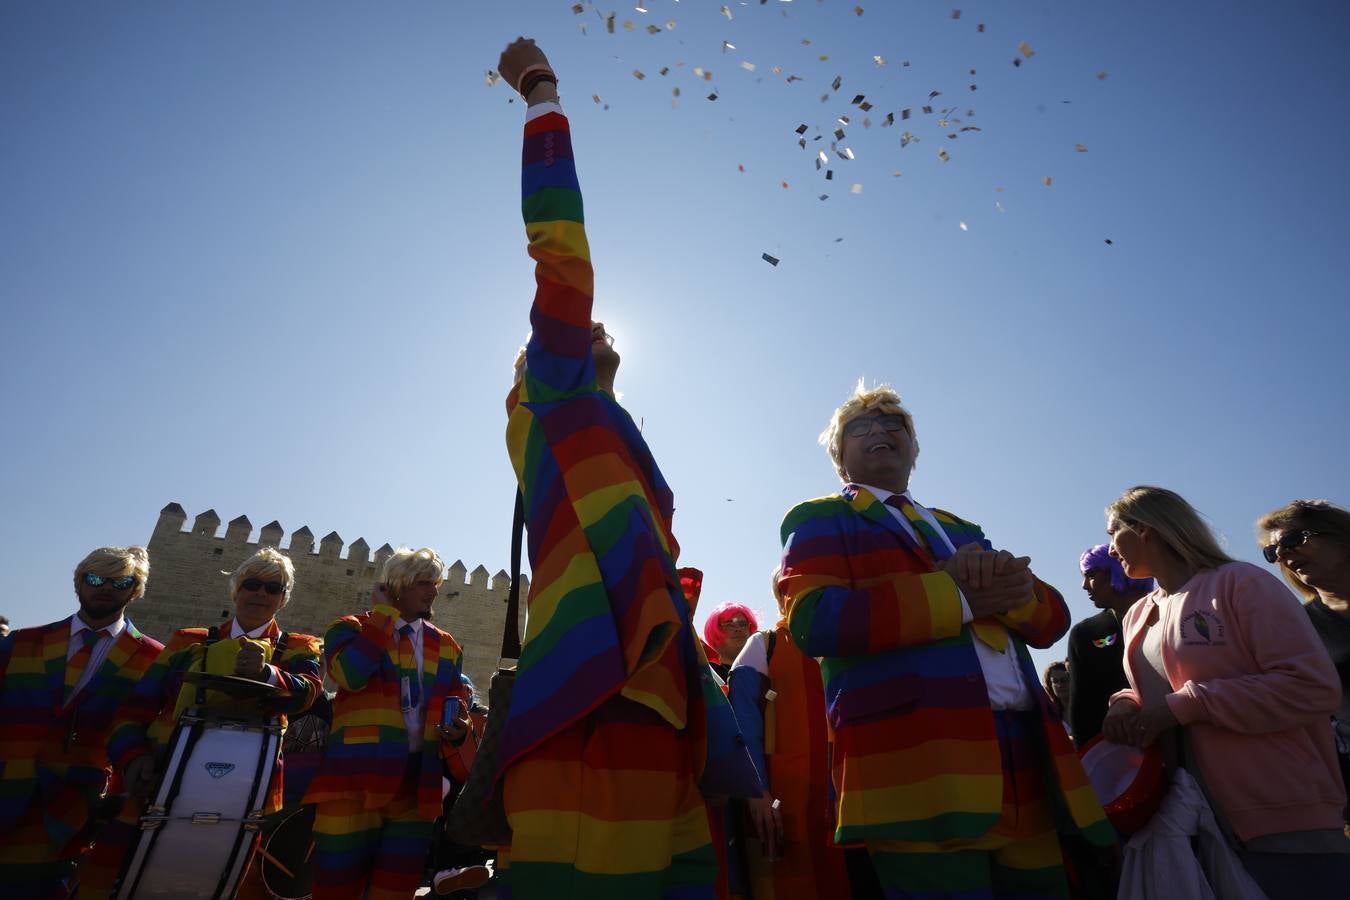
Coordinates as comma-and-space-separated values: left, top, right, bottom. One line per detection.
1078, 734, 1166, 835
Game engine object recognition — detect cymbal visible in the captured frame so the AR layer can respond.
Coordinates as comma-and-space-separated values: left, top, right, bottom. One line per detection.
182, 670, 281, 698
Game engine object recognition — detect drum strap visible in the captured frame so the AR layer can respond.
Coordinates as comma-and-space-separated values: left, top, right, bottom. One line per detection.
195, 625, 222, 707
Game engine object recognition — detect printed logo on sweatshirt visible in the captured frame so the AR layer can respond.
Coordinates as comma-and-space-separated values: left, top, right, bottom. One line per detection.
1180, 610, 1226, 646
1092, 634, 1118, 649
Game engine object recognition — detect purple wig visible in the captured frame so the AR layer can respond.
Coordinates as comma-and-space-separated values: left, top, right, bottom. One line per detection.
1080, 543, 1154, 594
702, 601, 760, 655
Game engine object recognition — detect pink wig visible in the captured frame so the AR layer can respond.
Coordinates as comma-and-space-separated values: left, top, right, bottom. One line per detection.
702, 601, 760, 651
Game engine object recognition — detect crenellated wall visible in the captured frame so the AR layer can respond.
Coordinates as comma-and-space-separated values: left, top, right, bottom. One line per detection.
138, 502, 526, 692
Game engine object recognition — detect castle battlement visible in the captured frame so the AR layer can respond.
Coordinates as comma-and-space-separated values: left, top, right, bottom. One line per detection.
138, 502, 526, 691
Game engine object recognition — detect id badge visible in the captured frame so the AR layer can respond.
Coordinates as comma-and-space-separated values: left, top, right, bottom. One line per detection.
401, 675, 413, 711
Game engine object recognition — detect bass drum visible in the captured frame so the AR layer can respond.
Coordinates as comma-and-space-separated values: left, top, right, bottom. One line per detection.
260, 805, 316, 900
115, 709, 281, 899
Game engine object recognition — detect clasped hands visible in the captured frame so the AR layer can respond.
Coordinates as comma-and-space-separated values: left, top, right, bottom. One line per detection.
941, 543, 1035, 619
1102, 698, 1177, 748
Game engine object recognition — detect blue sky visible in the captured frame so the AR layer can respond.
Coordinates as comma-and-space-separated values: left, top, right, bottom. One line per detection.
3, 1, 1348, 676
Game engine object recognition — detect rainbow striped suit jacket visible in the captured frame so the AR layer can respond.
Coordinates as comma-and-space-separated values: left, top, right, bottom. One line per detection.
499, 102, 731, 781
303, 605, 466, 821
780, 485, 1113, 846
107, 618, 322, 814
0, 616, 163, 846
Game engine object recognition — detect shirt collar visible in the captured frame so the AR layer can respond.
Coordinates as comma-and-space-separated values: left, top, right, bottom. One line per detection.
71, 614, 126, 640
394, 617, 424, 634
229, 619, 275, 640
857, 484, 914, 506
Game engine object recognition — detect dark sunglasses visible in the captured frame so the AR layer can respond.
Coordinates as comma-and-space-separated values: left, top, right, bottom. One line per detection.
240, 578, 285, 595
83, 572, 138, 590
844, 414, 909, 438
1262, 530, 1322, 564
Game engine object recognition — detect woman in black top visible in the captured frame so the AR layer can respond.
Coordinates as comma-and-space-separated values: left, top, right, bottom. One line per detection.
1258, 499, 1350, 823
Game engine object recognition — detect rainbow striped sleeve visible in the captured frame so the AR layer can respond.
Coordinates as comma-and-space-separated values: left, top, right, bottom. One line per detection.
930, 508, 1071, 649
780, 497, 965, 658
107, 630, 201, 767
324, 606, 398, 693
269, 633, 323, 717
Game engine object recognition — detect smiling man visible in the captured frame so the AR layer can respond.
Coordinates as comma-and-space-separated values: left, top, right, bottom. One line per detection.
777, 381, 1114, 899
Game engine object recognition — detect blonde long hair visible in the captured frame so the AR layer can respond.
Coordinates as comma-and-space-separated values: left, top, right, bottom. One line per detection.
1106, 486, 1233, 572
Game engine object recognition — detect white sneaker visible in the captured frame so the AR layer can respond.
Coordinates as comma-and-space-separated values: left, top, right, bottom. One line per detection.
432, 864, 492, 895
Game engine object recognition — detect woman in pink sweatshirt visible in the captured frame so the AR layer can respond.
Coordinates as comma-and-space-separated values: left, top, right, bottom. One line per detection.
1101, 485, 1349, 899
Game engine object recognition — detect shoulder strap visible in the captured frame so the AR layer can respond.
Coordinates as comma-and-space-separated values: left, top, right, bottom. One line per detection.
195, 625, 221, 706
500, 489, 525, 664
276, 631, 290, 656
764, 628, 777, 664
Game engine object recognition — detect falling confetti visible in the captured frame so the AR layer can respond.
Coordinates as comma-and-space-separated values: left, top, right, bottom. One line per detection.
781, 181, 790, 189
850, 183, 863, 194
592, 93, 603, 104
951, 9, 961, 19
762, 253, 780, 266
485, 70, 501, 87
854, 5, 864, 15
707, 91, 719, 101
721, 5, 732, 20
633, 70, 645, 80
839, 147, 856, 160
959, 221, 968, 231
738, 164, 745, 172
723, 40, 736, 51
1013, 58, 1022, 68
1097, 71, 1109, 80
819, 194, 829, 200
873, 55, 886, 67
831, 75, 843, 91
1043, 176, 1053, 186
938, 147, 951, 162
666, 20, 675, 30
1104, 239, 1114, 245
606, 14, 615, 33
571, 3, 583, 13
646, 24, 660, 34
795, 123, 809, 134
741, 61, 757, 71
978, 23, 986, 32
623, 20, 635, 31
659, 66, 669, 76
1019, 40, 1036, 58
901, 108, 911, 119
1075, 143, 1089, 152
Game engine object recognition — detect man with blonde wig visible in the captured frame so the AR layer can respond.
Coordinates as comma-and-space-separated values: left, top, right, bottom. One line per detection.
778, 381, 1113, 898
98, 546, 323, 897
304, 546, 479, 899
0, 546, 164, 899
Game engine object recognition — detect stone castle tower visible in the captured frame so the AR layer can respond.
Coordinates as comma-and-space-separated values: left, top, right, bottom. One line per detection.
138, 502, 527, 691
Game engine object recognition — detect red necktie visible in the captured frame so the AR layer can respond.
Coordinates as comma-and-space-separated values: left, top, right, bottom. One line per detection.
65, 629, 104, 703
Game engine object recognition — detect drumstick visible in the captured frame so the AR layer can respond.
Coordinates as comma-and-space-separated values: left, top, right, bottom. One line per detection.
256, 846, 295, 879
304, 839, 315, 864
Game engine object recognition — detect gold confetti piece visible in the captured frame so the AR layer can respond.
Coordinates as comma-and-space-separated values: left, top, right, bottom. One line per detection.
762, 253, 780, 266
837, 114, 850, 124
795, 123, 808, 134
623, 20, 634, 31
938, 147, 951, 162
741, 61, 756, 71
978, 23, 986, 32
938, 118, 949, 127
571, 3, 584, 13
850, 183, 863, 193
832, 75, 842, 91
721, 5, 732, 20
723, 40, 736, 51
606, 14, 615, 33
646, 24, 660, 34
818, 54, 829, 61
995, 186, 1005, 192
772, 65, 782, 75
485, 70, 501, 86
1043, 176, 1053, 186
593, 93, 603, 104
1097, 70, 1109, 80
633, 70, 645, 79
839, 147, 856, 160
854, 5, 864, 16
1019, 40, 1035, 58
959, 221, 968, 231
951, 9, 961, 19
1075, 143, 1089, 152
874, 55, 886, 67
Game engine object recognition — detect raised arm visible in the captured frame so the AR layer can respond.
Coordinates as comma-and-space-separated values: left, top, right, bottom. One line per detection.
499, 38, 595, 401
325, 606, 398, 694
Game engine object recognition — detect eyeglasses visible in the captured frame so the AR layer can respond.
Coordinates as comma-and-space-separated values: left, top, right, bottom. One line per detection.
1262, 530, 1322, 563
240, 578, 285, 595
720, 617, 751, 630
83, 573, 138, 590
594, 330, 615, 347
844, 414, 909, 439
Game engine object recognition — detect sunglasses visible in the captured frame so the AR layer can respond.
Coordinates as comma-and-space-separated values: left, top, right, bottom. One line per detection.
83, 572, 138, 590
844, 414, 909, 439
1262, 530, 1322, 564
240, 578, 285, 595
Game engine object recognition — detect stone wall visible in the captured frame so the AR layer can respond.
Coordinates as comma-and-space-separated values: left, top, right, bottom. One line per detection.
136, 502, 526, 692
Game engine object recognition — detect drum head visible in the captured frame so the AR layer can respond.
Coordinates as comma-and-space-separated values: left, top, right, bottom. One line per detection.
183, 671, 281, 698
261, 805, 316, 900
1079, 735, 1166, 834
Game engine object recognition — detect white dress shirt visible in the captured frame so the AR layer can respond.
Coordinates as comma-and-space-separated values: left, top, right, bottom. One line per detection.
67, 614, 126, 702
393, 616, 426, 751
859, 484, 1035, 710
